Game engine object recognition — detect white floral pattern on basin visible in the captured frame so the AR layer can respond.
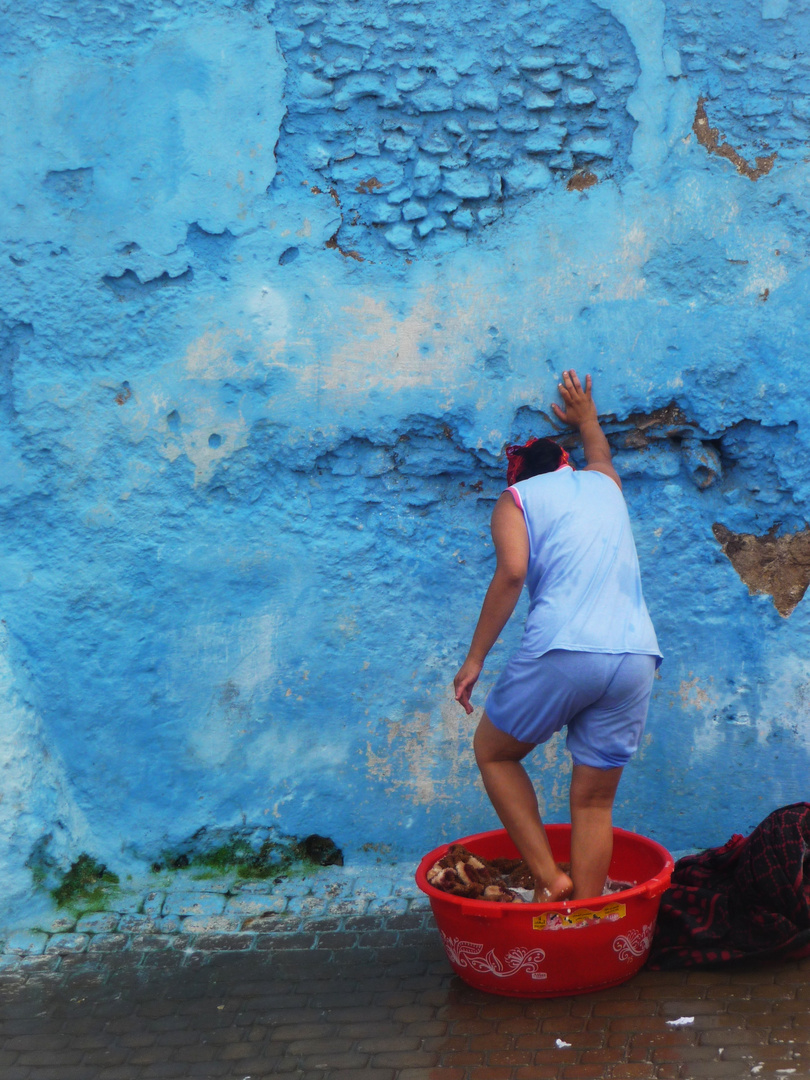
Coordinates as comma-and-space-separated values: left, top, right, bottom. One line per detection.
440, 931, 548, 980
613, 922, 654, 962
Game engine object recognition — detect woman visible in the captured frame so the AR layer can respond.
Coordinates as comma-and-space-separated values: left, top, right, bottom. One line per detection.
454, 370, 661, 902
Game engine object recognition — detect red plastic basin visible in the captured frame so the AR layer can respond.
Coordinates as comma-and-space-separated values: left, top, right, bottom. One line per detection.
416, 825, 673, 998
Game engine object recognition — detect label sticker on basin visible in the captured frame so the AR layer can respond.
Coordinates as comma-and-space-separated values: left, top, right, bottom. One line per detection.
532, 902, 627, 931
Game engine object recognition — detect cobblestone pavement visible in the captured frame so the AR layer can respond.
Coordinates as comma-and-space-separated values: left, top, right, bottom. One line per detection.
1, 909, 809, 1080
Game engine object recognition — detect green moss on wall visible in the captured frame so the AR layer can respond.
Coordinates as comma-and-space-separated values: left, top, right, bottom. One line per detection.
152, 828, 344, 880
51, 854, 120, 909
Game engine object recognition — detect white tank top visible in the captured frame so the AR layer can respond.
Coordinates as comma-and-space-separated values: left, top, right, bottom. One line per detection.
509, 467, 661, 662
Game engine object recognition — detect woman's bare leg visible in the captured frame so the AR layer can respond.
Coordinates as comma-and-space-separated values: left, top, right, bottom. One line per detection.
569, 763, 623, 900
474, 713, 572, 901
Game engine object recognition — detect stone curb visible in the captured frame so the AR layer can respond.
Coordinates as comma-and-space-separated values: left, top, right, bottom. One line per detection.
0, 863, 432, 966
0, 907, 437, 972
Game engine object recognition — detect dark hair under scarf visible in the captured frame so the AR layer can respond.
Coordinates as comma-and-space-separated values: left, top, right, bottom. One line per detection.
505, 437, 570, 485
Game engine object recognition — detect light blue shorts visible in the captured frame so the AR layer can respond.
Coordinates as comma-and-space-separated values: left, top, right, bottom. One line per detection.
484, 649, 657, 770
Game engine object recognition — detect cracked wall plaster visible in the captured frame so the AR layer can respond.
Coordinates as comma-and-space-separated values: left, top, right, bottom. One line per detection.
1, 0, 810, 925
693, 98, 777, 181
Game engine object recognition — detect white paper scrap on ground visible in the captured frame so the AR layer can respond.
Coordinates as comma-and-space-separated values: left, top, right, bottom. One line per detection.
665, 1016, 695, 1026
555, 1038, 572, 1048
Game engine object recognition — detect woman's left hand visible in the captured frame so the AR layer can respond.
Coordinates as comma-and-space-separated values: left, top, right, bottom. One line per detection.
454, 657, 483, 714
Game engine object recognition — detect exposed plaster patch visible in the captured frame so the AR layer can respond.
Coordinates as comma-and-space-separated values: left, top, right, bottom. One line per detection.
677, 675, 713, 710
365, 743, 391, 782
381, 712, 436, 804
184, 331, 241, 379
438, 694, 479, 790
567, 171, 598, 191
713, 522, 810, 617
692, 98, 777, 181
181, 412, 249, 485
320, 290, 469, 393
372, 692, 479, 806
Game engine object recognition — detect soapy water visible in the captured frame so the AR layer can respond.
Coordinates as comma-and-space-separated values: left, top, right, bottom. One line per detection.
512, 876, 635, 903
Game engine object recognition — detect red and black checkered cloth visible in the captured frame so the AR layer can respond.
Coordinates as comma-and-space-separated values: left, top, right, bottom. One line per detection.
648, 802, 810, 968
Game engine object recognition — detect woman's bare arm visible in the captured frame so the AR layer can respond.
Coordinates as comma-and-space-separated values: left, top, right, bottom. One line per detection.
453, 493, 529, 714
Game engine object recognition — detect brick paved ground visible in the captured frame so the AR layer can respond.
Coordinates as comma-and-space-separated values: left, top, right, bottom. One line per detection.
0, 910, 808, 1080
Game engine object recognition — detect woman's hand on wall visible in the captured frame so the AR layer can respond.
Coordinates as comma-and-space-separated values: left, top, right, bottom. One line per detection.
553, 370, 621, 489
551, 369, 597, 428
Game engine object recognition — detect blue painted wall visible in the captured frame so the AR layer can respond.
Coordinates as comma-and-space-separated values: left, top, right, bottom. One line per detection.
2, 0, 810, 925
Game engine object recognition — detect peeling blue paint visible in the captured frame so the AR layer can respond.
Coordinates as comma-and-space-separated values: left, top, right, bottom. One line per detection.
1, 0, 810, 932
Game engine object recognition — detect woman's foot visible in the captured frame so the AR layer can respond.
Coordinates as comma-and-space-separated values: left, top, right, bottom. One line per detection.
533, 866, 573, 903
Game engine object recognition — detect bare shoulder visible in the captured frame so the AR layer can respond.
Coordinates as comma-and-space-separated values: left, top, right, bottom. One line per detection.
491, 488, 524, 523
491, 490, 529, 572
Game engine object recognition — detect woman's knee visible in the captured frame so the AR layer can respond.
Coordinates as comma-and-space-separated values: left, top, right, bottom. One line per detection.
474, 713, 534, 767
473, 715, 499, 767
570, 763, 623, 809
